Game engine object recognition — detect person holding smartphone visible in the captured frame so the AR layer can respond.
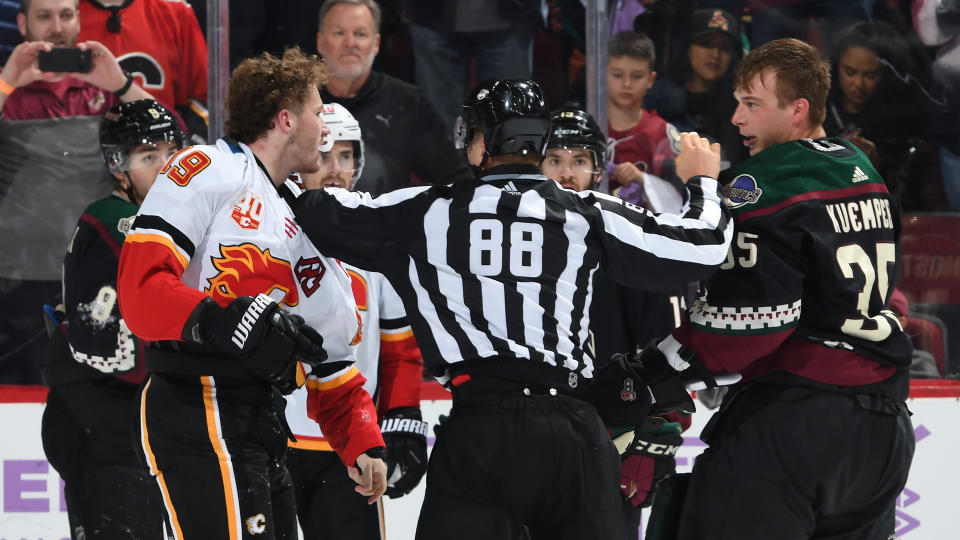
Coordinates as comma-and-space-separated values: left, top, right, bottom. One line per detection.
0, 0, 153, 118
0, 0, 155, 389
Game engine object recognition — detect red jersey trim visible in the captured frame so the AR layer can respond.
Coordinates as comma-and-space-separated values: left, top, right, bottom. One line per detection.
80, 212, 123, 258
736, 183, 890, 222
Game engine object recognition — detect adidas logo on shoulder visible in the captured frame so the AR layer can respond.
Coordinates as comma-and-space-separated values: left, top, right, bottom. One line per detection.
851, 166, 869, 183
503, 181, 521, 195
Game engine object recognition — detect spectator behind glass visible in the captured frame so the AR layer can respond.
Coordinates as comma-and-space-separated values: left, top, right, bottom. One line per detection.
823, 20, 948, 211
407, 0, 539, 132
632, 0, 697, 74
606, 31, 685, 211
913, 0, 960, 211
889, 288, 942, 379
0, 0, 154, 384
78, 0, 209, 143
644, 8, 748, 170
748, 0, 867, 52
316, 0, 471, 196
0, 0, 18, 64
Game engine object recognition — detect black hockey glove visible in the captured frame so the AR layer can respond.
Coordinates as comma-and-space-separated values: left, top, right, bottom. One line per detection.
380, 407, 428, 498
631, 338, 718, 414
583, 353, 652, 426
192, 294, 328, 393
614, 416, 683, 508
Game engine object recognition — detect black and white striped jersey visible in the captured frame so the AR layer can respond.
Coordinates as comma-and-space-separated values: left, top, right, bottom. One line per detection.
290, 164, 732, 381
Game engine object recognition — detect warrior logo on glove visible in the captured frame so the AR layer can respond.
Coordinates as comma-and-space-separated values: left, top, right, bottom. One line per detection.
380, 407, 428, 498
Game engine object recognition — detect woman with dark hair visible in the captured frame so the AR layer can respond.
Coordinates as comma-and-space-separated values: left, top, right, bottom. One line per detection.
643, 8, 748, 169
824, 19, 946, 210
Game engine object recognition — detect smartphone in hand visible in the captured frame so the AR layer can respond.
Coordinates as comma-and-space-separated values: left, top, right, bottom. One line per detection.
37, 48, 93, 73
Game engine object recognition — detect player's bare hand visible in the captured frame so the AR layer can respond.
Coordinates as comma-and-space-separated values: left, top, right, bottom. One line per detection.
611, 162, 645, 187
1, 41, 61, 89
348, 453, 387, 504
675, 132, 721, 183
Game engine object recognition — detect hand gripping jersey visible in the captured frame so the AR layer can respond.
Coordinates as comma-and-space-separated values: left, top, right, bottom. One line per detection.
118, 138, 379, 464
285, 266, 422, 450
672, 138, 913, 396
78, 0, 208, 112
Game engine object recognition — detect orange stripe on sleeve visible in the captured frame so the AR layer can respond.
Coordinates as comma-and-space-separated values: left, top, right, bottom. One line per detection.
380, 329, 414, 342
139, 378, 186, 540
125, 231, 189, 271
307, 366, 361, 391
202, 376, 240, 540
287, 437, 334, 451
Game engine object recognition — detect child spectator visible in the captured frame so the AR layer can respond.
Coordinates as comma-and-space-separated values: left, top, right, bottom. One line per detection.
643, 8, 748, 170
606, 30, 683, 209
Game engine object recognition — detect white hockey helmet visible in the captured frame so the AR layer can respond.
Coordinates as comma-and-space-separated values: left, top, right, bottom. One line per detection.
318, 102, 364, 184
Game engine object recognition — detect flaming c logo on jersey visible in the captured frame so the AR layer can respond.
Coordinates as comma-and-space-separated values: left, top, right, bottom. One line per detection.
206, 243, 299, 307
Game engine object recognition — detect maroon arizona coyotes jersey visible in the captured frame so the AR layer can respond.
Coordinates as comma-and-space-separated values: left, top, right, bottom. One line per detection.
79, 0, 207, 111
607, 110, 681, 190
673, 138, 912, 393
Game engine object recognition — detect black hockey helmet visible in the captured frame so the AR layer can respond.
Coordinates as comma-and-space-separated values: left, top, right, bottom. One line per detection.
100, 99, 185, 173
547, 107, 607, 171
454, 79, 551, 159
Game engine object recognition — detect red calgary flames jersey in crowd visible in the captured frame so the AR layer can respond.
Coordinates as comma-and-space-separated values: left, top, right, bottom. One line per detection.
78, 0, 208, 111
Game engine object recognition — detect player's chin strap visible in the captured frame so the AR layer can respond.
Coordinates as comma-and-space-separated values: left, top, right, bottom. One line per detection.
471, 151, 491, 175
120, 172, 139, 205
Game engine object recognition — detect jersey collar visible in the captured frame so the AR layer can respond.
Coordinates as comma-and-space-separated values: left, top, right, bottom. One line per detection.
479, 164, 550, 183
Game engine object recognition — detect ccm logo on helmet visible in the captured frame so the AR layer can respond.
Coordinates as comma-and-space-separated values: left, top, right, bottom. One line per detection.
231, 294, 274, 349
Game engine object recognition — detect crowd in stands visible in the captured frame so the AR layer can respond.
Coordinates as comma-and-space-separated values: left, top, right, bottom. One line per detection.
1, 0, 958, 386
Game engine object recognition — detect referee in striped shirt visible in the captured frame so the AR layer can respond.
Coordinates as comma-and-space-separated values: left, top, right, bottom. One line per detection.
287, 79, 732, 540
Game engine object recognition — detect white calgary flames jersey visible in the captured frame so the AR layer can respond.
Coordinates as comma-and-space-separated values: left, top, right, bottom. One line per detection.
131, 138, 362, 365
285, 265, 409, 447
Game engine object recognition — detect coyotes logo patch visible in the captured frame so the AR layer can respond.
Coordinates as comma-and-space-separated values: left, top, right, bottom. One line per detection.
206, 243, 299, 307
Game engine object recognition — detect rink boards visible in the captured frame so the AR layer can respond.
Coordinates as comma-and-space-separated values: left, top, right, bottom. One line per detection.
1, 381, 957, 539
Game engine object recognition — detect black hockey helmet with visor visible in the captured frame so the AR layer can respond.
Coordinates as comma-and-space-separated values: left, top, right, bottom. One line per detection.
454, 79, 551, 161
100, 99, 186, 174
544, 107, 607, 186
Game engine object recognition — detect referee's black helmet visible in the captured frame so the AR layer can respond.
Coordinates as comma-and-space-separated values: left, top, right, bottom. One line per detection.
455, 79, 551, 158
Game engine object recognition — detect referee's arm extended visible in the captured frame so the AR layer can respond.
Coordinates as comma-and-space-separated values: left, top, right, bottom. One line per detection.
590, 134, 733, 290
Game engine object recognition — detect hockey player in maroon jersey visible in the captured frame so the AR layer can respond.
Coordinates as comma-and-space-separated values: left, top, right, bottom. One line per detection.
41, 99, 184, 540
117, 48, 386, 540
543, 106, 688, 540
637, 38, 915, 540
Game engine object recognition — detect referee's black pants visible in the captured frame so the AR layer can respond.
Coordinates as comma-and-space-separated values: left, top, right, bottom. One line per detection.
137, 373, 297, 540
677, 384, 915, 540
415, 390, 627, 540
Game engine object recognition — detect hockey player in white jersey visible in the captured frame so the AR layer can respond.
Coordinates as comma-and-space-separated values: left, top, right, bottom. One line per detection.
286, 103, 426, 540
117, 48, 387, 540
